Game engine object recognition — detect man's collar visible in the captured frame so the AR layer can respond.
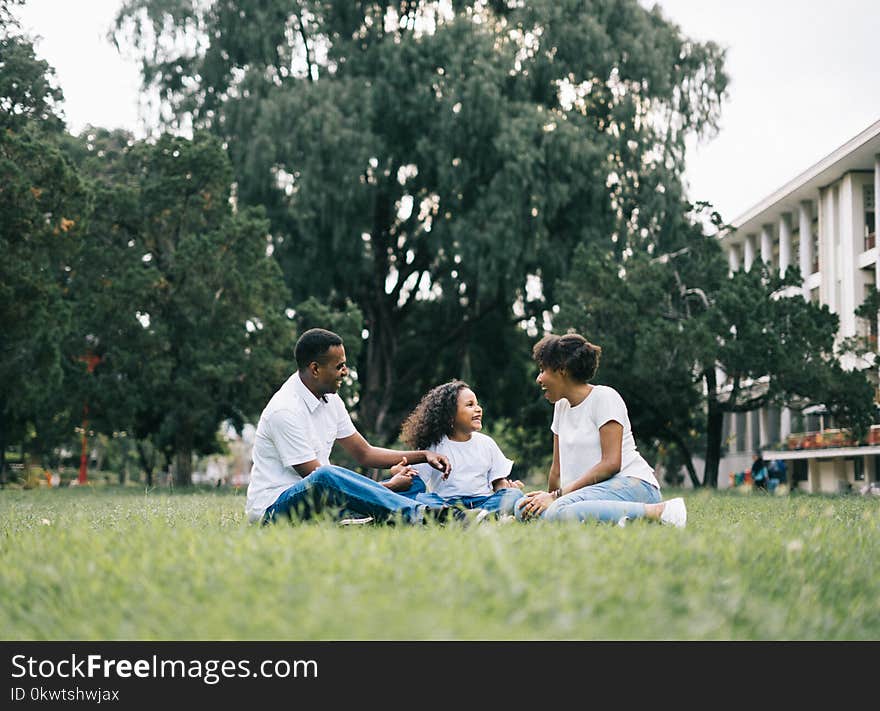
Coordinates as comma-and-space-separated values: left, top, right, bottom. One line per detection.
293, 372, 327, 413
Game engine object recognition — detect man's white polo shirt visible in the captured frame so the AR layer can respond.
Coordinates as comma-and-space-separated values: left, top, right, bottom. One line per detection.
245, 371, 357, 522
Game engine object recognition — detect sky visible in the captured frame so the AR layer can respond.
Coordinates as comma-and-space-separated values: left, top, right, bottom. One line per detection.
14, 0, 880, 223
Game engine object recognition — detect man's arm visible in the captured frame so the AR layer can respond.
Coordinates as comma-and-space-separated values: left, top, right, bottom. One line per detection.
337, 431, 450, 475
293, 460, 321, 478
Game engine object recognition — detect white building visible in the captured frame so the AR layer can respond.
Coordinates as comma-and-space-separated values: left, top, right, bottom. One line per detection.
713, 118, 880, 493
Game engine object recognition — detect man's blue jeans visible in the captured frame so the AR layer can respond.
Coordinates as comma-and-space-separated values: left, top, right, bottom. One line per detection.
262, 465, 434, 525
514, 476, 661, 523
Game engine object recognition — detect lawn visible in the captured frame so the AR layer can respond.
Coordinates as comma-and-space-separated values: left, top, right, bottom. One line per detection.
1, 486, 877, 640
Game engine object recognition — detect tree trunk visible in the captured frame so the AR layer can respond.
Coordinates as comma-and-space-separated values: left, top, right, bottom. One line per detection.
703, 369, 723, 488
0, 418, 6, 488
361, 302, 398, 442
137, 440, 155, 488
174, 428, 194, 487
668, 431, 702, 488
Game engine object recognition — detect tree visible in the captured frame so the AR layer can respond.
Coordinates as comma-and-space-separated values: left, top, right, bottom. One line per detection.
0, 17, 91, 482
61, 130, 294, 486
115, 0, 728, 439
554, 236, 710, 487
554, 216, 877, 487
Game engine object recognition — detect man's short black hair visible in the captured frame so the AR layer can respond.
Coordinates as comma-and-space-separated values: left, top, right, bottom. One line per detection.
294, 328, 344, 370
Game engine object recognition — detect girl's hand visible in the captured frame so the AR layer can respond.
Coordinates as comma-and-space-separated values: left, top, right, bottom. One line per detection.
386, 471, 414, 491
385, 457, 417, 491
494, 478, 525, 490
518, 490, 555, 519
389, 456, 416, 478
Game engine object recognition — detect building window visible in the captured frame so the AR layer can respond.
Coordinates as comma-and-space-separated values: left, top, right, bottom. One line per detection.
766, 406, 780, 447
862, 281, 878, 348
811, 217, 819, 273
865, 184, 876, 251
855, 457, 865, 481
735, 412, 746, 452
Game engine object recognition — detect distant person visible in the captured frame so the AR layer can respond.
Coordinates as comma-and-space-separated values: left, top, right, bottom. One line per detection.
396, 380, 524, 519
751, 452, 769, 491
245, 328, 459, 526
516, 332, 686, 527
768, 458, 786, 492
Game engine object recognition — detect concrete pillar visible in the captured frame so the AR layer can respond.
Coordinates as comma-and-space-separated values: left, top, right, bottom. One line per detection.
759, 408, 769, 449
760, 224, 773, 266
728, 244, 741, 274
781, 407, 792, 443
875, 155, 880, 344
799, 200, 813, 298
779, 212, 792, 276
819, 186, 836, 313
839, 175, 856, 337
743, 234, 756, 270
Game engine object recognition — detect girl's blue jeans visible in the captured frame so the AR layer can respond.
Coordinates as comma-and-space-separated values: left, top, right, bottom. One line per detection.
394, 475, 524, 516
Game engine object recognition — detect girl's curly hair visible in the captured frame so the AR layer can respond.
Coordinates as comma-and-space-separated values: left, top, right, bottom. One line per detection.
400, 380, 470, 450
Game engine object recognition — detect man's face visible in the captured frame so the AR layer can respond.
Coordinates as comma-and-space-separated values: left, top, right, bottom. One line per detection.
313, 345, 349, 396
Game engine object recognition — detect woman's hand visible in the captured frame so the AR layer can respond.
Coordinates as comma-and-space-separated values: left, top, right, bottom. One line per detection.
517, 490, 556, 519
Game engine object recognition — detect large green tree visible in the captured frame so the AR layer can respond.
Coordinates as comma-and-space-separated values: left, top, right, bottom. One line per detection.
61, 130, 294, 485
0, 15, 91, 482
115, 0, 728, 439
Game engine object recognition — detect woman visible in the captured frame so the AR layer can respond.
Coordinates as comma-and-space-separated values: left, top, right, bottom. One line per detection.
517, 332, 686, 527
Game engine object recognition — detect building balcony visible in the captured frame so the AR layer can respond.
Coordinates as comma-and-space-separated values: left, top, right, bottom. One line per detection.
786, 425, 880, 450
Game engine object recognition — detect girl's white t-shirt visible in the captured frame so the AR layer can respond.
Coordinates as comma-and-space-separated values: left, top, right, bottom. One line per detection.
551, 385, 659, 490
413, 432, 513, 498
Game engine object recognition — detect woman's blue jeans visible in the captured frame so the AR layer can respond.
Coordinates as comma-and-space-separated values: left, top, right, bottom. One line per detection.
515, 475, 661, 523
262, 465, 433, 525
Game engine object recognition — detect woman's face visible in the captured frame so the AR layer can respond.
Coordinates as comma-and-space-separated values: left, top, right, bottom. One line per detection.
452, 388, 483, 435
536, 365, 567, 403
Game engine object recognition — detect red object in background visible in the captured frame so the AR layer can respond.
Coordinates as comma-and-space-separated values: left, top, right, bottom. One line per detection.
77, 352, 102, 484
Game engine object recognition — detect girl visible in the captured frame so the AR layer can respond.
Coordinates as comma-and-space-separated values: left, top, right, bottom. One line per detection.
517, 332, 687, 527
397, 380, 524, 518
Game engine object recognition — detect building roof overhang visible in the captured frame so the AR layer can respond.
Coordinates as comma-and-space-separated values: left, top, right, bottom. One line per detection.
761, 445, 880, 461
721, 118, 880, 245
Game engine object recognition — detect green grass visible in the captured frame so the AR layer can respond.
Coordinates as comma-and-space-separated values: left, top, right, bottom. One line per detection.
1, 486, 878, 640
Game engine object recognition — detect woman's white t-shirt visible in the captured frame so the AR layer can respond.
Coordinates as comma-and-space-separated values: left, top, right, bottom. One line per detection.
413, 432, 513, 498
551, 385, 659, 490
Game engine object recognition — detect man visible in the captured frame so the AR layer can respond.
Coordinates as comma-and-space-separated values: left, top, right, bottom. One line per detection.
245, 328, 457, 526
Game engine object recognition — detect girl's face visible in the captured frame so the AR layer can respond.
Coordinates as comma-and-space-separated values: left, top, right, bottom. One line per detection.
452, 388, 483, 435
536, 365, 568, 403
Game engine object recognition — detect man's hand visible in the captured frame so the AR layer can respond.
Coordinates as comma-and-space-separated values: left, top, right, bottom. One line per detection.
517, 490, 555, 519
424, 451, 451, 479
